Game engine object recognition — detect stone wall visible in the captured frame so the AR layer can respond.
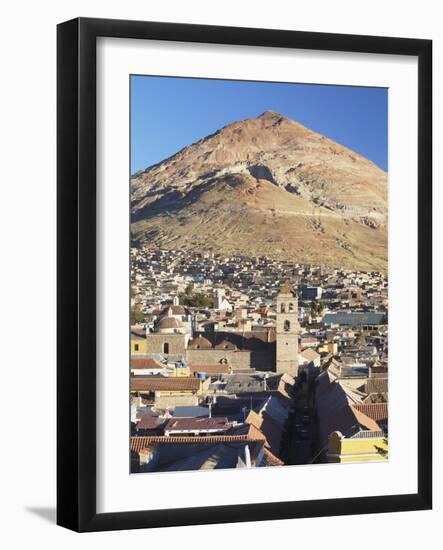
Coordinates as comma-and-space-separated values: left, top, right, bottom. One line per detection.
145, 332, 186, 356
154, 392, 199, 409
276, 332, 299, 377
187, 349, 275, 371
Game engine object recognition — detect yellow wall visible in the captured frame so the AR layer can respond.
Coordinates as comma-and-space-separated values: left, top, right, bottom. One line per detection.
328, 431, 388, 463
319, 342, 338, 354
157, 390, 194, 396
172, 366, 191, 377
131, 338, 148, 354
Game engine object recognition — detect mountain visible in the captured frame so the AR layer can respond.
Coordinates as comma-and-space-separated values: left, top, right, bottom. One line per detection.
131, 111, 387, 271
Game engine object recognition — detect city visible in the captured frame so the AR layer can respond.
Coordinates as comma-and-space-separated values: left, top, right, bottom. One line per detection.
130, 243, 388, 472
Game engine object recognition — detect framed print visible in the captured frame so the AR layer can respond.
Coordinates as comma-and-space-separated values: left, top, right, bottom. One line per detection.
57, 17, 432, 532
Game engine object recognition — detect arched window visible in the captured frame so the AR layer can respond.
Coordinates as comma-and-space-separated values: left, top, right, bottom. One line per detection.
289, 303, 294, 312
281, 303, 286, 313
163, 342, 169, 354
284, 320, 290, 332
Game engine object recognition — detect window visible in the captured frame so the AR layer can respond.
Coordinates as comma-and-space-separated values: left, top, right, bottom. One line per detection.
281, 303, 286, 313
289, 303, 294, 312
284, 320, 290, 332
163, 342, 169, 354
134, 343, 139, 352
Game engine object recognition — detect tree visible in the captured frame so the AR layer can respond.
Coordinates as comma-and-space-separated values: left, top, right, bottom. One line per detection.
371, 391, 387, 403
184, 283, 194, 296
374, 437, 389, 458
130, 287, 145, 323
179, 291, 214, 308
310, 301, 324, 317
131, 303, 145, 324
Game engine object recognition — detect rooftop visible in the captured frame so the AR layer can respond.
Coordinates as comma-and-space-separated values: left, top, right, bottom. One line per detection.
131, 434, 261, 453
130, 376, 201, 392
131, 357, 164, 370
322, 311, 387, 326
190, 363, 231, 375
164, 417, 229, 432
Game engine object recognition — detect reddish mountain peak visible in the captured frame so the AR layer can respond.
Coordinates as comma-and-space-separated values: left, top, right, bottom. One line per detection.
130, 111, 387, 271
257, 110, 285, 120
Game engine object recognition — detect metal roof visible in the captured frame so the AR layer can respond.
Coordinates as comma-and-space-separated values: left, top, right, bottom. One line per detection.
172, 406, 210, 418
322, 311, 386, 326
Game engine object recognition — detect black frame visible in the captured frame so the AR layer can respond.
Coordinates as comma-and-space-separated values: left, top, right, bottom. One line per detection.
57, 17, 432, 532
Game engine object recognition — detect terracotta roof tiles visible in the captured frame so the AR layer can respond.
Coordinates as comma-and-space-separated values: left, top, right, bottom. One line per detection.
190, 363, 231, 375
131, 434, 263, 452
353, 403, 388, 423
131, 357, 164, 370
130, 376, 201, 392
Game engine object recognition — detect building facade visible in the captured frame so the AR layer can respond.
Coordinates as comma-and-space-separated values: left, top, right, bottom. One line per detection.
276, 281, 300, 377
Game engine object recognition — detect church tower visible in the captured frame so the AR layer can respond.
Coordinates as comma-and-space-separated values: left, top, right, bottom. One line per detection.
276, 280, 300, 377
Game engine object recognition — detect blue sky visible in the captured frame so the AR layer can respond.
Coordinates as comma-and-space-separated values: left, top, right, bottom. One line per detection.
131, 75, 388, 174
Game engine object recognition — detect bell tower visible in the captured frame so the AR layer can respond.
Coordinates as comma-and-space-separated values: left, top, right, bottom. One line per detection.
276, 280, 300, 377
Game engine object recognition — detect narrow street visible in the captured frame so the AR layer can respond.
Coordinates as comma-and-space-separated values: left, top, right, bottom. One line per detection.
281, 379, 318, 466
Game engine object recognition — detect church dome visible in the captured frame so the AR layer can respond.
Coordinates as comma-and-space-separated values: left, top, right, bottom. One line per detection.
156, 317, 183, 332
214, 339, 236, 350
160, 305, 189, 316
187, 335, 213, 350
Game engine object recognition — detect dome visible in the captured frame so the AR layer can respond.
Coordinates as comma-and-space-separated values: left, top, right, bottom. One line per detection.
214, 339, 236, 350
187, 335, 213, 350
160, 305, 189, 316
156, 317, 183, 332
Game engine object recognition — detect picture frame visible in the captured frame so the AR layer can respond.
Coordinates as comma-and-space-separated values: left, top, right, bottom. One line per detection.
57, 17, 432, 532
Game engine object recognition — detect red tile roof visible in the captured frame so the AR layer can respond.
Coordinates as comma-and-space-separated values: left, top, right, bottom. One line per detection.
321, 401, 381, 439
353, 403, 388, 423
131, 358, 164, 370
246, 410, 284, 456
190, 363, 231, 375
130, 376, 201, 392
262, 448, 284, 466
131, 434, 262, 452
350, 405, 381, 431
136, 417, 165, 431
